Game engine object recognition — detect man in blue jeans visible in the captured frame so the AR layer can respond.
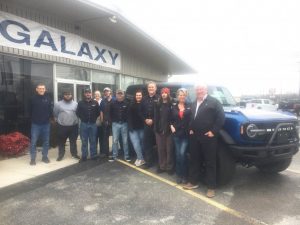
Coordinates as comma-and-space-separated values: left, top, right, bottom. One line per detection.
29, 83, 53, 165
76, 88, 100, 163
109, 90, 130, 162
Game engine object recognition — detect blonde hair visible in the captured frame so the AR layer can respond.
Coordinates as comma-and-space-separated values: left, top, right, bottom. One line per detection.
94, 90, 101, 97
176, 88, 188, 97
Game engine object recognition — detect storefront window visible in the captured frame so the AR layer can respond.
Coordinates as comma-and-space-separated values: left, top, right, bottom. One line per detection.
56, 64, 90, 81
120, 75, 145, 91
0, 54, 53, 137
92, 70, 116, 95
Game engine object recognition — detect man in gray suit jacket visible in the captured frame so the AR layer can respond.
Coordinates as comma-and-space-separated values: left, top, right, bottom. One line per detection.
183, 83, 225, 198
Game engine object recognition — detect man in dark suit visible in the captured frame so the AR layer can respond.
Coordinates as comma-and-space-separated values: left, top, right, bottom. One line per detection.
183, 83, 225, 198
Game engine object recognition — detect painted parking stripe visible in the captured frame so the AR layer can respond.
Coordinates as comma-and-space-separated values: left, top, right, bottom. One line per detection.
117, 159, 268, 225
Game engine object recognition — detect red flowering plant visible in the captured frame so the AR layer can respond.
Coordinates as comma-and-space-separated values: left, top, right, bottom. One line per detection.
0, 132, 30, 157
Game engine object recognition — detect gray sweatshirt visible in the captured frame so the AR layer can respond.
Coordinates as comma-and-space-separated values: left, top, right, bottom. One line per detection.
53, 100, 79, 126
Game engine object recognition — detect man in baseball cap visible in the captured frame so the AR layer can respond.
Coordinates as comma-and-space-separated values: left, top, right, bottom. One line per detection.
76, 87, 100, 162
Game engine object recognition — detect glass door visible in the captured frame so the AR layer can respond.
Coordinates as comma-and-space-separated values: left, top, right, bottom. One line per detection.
55, 79, 91, 102
76, 84, 91, 102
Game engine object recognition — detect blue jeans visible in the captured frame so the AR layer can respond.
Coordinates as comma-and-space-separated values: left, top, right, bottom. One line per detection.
129, 129, 144, 160
30, 123, 50, 160
112, 122, 129, 159
80, 122, 97, 159
173, 136, 189, 178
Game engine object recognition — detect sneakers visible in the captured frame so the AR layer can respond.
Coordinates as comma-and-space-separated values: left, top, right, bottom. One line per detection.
30, 159, 36, 166
72, 155, 80, 160
135, 159, 146, 167
182, 183, 199, 190
176, 177, 182, 184
42, 157, 50, 163
56, 156, 63, 161
108, 156, 115, 162
176, 177, 188, 184
125, 157, 131, 162
79, 157, 87, 163
206, 189, 216, 198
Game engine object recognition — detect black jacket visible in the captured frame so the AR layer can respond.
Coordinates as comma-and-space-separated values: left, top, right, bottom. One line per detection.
128, 102, 144, 131
110, 100, 129, 123
76, 99, 100, 123
30, 94, 53, 125
102, 97, 115, 125
154, 101, 172, 134
170, 102, 192, 138
141, 94, 159, 120
189, 95, 225, 142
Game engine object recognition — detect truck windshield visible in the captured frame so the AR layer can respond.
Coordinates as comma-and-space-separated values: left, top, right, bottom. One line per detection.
187, 86, 236, 106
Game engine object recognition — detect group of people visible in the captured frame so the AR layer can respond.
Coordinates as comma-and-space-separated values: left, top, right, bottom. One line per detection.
29, 81, 225, 198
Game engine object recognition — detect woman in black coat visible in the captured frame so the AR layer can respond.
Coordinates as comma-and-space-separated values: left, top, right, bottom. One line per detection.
170, 88, 192, 184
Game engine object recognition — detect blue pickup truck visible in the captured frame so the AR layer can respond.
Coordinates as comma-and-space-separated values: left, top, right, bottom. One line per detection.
126, 83, 299, 185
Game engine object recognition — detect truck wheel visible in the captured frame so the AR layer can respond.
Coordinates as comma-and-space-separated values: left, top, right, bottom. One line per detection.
256, 158, 292, 173
216, 143, 236, 186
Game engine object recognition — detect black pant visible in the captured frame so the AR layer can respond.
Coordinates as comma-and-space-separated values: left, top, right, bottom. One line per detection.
143, 125, 156, 166
188, 135, 217, 189
96, 125, 105, 155
102, 122, 111, 157
57, 124, 78, 158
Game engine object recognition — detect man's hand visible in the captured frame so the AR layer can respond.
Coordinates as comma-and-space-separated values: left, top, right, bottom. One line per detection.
170, 125, 176, 133
145, 119, 153, 126
205, 131, 214, 138
189, 130, 194, 135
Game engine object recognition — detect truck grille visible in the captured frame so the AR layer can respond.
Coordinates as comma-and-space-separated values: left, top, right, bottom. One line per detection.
244, 123, 299, 145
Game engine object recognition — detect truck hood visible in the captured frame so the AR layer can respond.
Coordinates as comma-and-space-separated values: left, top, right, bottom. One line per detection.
229, 107, 297, 122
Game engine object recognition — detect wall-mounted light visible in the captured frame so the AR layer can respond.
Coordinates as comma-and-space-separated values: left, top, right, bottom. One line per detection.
109, 15, 117, 23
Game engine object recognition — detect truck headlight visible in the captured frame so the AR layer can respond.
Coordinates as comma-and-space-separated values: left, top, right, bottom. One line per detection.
246, 124, 267, 138
246, 124, 258, 138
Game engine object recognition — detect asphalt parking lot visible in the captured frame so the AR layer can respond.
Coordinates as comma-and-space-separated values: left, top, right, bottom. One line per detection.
0, 152, 300, 225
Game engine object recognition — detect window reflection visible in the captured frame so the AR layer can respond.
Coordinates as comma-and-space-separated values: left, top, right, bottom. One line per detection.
0, 54, 53, 137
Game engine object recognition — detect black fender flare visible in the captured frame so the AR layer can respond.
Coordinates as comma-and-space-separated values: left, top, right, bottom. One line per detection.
219, 129, 235, 145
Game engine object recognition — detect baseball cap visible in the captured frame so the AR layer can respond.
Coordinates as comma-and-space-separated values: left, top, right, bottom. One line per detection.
84, 88, 92, 93
103, 87, 111, 92
116, 90, 124, 95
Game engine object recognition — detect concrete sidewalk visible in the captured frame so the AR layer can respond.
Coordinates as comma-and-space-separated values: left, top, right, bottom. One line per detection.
0, 142, 80, 188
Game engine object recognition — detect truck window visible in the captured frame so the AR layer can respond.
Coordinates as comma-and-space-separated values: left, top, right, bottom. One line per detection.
209, 87, 236, 106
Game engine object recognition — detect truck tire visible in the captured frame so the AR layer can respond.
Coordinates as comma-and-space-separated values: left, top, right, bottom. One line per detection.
216, 143, 236, 186
256, 158, 292, 173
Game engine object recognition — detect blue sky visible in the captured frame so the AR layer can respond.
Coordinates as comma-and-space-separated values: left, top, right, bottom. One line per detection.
92, 0, 300, 96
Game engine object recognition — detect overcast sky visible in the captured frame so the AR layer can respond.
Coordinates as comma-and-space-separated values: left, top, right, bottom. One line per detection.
93, 0, 300, 96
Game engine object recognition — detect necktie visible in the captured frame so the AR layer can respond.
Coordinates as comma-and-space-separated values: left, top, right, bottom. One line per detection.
194, 100, 202, 118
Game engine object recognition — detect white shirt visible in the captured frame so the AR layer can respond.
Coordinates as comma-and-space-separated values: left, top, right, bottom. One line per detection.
96, 98, 102, 106
194, 94, 207, 118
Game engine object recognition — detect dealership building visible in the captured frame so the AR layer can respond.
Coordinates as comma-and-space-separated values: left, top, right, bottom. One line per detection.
0, 0, 194, 137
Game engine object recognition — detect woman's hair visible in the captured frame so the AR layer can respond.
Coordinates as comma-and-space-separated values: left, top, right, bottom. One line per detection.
135, 89, 143, 95
158, 92, 172, 105
94, 90, 101, 97
176, 88, 188, 98
134, 89, 143, 103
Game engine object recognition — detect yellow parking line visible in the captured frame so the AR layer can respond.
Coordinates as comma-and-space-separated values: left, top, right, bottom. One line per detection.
117, 159, 268, 225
